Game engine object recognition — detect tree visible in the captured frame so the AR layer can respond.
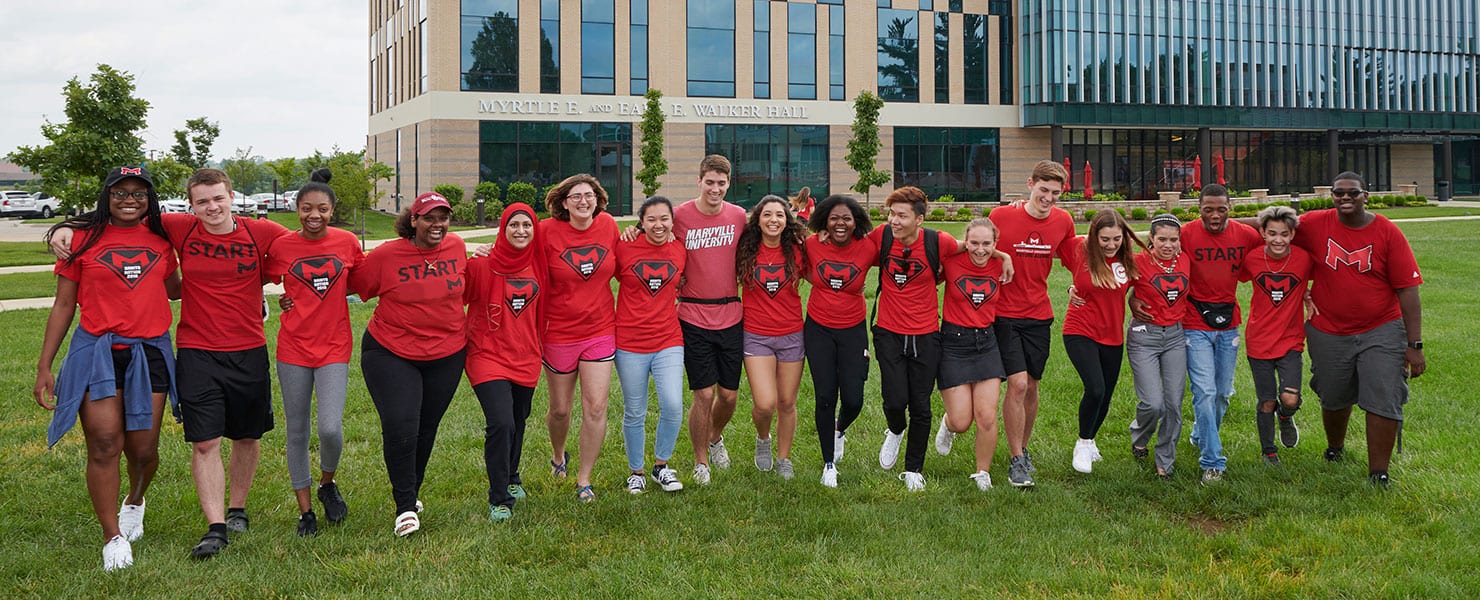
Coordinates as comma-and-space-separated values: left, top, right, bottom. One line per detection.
168, 117, 220, 169
635, 88, 668, 198
325, 150, 393, 225
264, 157, 304, 191
221, 147, 266, 194
146, 156, 192, 199
6, 64, 150, 212
846, 91, 890, 206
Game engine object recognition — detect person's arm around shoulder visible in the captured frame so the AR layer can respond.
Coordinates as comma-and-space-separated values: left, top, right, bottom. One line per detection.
35, 277, 80, 409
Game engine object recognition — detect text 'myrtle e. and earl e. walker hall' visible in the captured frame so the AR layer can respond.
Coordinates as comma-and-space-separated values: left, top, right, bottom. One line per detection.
368, 0, 1480, 215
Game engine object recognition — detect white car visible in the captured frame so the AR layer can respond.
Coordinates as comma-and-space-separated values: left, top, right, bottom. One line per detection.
231, 191, 258, 215
160, 197, 191, 213
0, 190, 34, 217
250, 192, 286, 211
283, 190, 299, 211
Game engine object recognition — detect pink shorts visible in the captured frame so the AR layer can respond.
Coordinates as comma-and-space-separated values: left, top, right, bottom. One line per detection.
542, 335, 617, 374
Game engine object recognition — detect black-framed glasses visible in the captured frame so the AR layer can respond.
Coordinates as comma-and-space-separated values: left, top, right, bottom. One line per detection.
109, 191, 149, 200
1331, 188, 1366, 198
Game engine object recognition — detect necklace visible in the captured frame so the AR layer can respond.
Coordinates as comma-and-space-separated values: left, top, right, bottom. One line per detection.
1152, 252, 1178, 274
415, 240, 441, 273
1265, 248, 1292, 273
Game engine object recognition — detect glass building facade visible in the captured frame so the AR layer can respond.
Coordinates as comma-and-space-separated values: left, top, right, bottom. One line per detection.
705, 125, 830, 209
478, 122, 634, 215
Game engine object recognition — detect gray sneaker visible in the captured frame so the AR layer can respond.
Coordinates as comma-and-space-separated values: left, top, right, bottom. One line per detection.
708, 438, 731, 469
1008, 455, 1034, 487
1278, 415, 1300, 448
755, 437, 774, 471
1022, 447, 1038, 474
1201, 468, 1225, 484
776, 458, 794, 480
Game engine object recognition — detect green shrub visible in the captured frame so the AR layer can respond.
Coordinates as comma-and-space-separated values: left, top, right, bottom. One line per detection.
434, 184, 464, 206
980, 206, 993, 218
474, 181, 501, 204
928, 208, 948, 220
1130, 207, 1149, 220
869, 208, 882, 219
1115, 207, 1127, 218
1061, 191, 1084, 201
1082, 209, 1097, 222
1170, 207, 1187, 217
1229, 189, 1253, 198
1178, 211, 1197, 222
506, 182, 541, 212
956, 206, 974, 217
935, 194, 956, 203
450, 200, 479, 225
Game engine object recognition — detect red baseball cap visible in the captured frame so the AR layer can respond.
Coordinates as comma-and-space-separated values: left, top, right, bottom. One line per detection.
411, 192, 452, 216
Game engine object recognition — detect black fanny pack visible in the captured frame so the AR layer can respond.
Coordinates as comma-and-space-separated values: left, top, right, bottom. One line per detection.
1191, 299, 1236, 329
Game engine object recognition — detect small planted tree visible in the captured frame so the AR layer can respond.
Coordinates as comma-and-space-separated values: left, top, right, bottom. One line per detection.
635, 88, 668, 198
846, 91, 890, 207
434, 183, 465, 206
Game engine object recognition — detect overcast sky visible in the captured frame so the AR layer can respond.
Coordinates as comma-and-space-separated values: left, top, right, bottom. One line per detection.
1, 1, 365, 164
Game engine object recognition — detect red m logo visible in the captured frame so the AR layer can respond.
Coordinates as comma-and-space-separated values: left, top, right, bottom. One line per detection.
954, 276, 998, 308
754, 265, 788, 297
120, 167, 142, 175
633, 260, 677, 297
1325, 240, 1373, 273
560, 244, 610, 280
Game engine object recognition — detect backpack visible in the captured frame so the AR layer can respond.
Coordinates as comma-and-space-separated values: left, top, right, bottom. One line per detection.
870, 227, 943, 325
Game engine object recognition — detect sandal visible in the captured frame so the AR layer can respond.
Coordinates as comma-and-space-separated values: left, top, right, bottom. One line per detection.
394, 511, 420, 537
190, 530, 230, 560
551, 450, 570, 479
225, 508, 249, 532
576, 484, 596, 503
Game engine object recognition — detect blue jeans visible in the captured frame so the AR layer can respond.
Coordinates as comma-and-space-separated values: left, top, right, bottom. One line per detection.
1186, 328, 1239, 470
615, 346, 685, 472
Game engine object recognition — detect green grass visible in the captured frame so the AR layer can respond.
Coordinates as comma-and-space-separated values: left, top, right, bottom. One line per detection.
0, 241, 55, 267
0, 271, 59, 300
2, 221, 1477, 597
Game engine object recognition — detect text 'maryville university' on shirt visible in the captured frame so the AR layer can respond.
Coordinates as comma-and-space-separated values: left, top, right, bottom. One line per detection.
673, 199, 747, 330
989, 204, 1077, 321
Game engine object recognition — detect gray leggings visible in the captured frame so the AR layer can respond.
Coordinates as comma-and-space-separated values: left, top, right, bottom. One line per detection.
277, 361, 349, 490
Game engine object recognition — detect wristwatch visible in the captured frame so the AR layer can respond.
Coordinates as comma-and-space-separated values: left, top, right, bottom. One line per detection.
1407, 340, 1423, 350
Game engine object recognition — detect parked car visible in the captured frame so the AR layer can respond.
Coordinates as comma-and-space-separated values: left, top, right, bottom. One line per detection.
0, 190, 35, 217
283, 190, 299, 211
251, 192, 287, 211
161, 196, 191, 213
231, 191, 258, 215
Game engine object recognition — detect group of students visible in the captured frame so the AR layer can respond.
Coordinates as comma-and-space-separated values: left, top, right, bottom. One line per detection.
35, 155, 1425, 573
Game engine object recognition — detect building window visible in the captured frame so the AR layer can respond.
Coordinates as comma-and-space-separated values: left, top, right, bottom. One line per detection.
934, 13, 949, 103
418, 16, 428, 94
754, 0, 769, 98
540, 0, 560, 93
994, 0, 1011, 104
687, 1, 736, 97
479, 122, 635, 215
828, 6, 845, 100
788, 3, 817, 99
962, 14, 989, 104
631, 0, 649, 94
705, 124, 830, 208
581, 0, 615, 94
462, 0, 518, 91
893, 127, 1000, 202
877, 8, 919, 102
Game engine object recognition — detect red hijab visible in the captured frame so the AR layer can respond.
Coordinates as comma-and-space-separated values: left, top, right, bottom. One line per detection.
484, 203, 543, 328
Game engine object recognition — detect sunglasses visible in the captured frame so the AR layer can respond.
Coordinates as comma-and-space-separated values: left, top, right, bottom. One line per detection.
1331, 188, 1366, 198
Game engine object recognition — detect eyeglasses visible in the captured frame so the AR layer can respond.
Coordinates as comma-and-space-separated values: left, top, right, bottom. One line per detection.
109, 191, 149, 201
567, 192, 598, 201
1331, 188, 1365, 198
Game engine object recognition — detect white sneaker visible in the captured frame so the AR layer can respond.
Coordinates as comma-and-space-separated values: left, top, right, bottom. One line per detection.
970, 470, 993, 491
899, 471, 926, 492
102, 535, 133, 572
754, 437, 774, 471
1088, 438, 1103, 462
1072, 439, 1095, 473
118, 498, 146, 542
651, 467, 684, 492
820, 464, 838, 488
834, 432, 846, 462
934, 416, 955, 456
879, 429, 904, 469
692, 463, 711, 485
626, 473, 646, 494
708, 438, 731, 469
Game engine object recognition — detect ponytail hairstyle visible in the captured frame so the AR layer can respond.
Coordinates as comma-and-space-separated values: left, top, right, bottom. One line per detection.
297, 168, 337, 206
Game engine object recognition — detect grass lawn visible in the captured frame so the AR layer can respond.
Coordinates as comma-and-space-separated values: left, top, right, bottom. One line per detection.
0, 241, 55, 267
1, 220, 1477, 597
0, 271, 59, 300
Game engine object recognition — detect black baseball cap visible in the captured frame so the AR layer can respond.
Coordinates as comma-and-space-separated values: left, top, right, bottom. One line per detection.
103, 165, 155, 190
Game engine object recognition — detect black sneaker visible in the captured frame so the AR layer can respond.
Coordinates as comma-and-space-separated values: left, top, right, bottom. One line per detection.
1007, 455, 1034, 487
1277, 415, 1300, 448
296, 511, 318, 537
318, 482, 349, 523
190, 530, 229, 560
1263, 452, 1281, 466
1369, 471, 1391, 489
1324, 446, 1345, 462
225, 508, 249, 533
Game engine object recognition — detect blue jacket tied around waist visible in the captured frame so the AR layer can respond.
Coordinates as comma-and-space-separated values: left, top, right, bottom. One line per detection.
48, 328, 177, 448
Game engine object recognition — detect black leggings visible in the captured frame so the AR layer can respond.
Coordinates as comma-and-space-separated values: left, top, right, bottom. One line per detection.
1064, 334, 1124, 440
804, 318, 868, 464
361, 332, 467, 516
473, 380, 534, 508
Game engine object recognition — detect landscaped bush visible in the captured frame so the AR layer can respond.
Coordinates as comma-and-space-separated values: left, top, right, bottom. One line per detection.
506, 182, 540, 212
1082, 209, 1097, 222
869, 208, 882, 219
1130, 208, 1149, 220
935, 194, 956, 203
929, 208, 947, 220
1171, 207, 1187, 217
956, 206, 974, 217
474, 181, 501, 204
434, 184, 464, 206
451, 200, 479, 225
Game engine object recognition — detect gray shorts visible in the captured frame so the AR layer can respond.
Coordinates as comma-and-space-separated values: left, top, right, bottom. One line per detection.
743, 330, 805, 362
1306, 319, 1408, 420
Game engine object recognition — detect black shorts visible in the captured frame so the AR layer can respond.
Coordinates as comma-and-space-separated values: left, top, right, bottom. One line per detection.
112, 345, 170, 393
993, 317, 1053, 380
938, 321, 1006, 390
680, 320, 743, 391
1248, 350, 1303, 402
176, 346, 274, 442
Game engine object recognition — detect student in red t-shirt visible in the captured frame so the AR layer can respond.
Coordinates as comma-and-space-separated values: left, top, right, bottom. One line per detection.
1238, 205, 1315, 466
1126, 214, 1192, 478
1063, 211, 1142, 475
933, 218, 1007, 491
266, 170, 365, 536
465, 202, 544, 520
350, 192, 467, 537
737, 195, 809, 480
538, 174, 618, 502
614, 197, 688, 494
790, 186, 814, 222
802, 195, 876, 488
35, 166, 180, 572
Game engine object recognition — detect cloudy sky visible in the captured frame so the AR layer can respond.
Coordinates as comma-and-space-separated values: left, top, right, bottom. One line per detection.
1, 1, 365, 163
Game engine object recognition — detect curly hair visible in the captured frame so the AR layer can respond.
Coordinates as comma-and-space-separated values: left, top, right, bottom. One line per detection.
807, 194, 871, 239
394, 206, 416, 239
735, 195, 808, 290
545, 174, 608, 221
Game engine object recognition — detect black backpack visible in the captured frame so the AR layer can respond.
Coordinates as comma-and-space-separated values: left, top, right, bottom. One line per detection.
870, 227, 943, 325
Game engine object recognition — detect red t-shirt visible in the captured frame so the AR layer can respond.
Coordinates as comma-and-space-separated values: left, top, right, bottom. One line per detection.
464, 258, 543, 387
162, 213, 288, 351
1130, 251, 1192, 327
350, 234, 468, 361
742, 243, 804, 336
265, 228, 365, 367
1239, 245, 1314, 359
56, 223, 177, 339
540, 213, 618, 344
941, 251, 1004, 329
990, 204, 1077, 320
1061, 238, 1133, 346
615, 236, 686, 352
803, 235, 877, 329
1180, 218, 1263, 330
868, 225, 958, 335
1292, 210, 1423, 336
673, 200, 747, 329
